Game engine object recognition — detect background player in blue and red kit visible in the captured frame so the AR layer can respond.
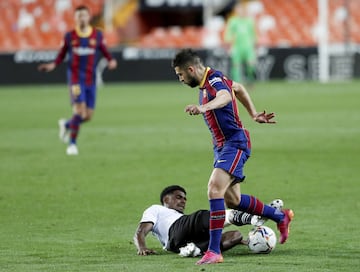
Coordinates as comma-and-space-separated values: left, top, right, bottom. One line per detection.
172, 49, 294, 265
38, 5, 117, 155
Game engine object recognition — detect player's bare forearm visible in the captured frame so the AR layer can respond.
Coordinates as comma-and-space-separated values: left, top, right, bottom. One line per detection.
185, 90, 232, 115
134, 223, 156, 256
133, 229, 147, 252
232, 81, 276, 124
203, 90, 232, 111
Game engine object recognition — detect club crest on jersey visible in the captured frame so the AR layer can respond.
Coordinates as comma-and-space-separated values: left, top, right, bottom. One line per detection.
209, 77, 222, 86
89, 38, 96, 46
203, 90, 207, 98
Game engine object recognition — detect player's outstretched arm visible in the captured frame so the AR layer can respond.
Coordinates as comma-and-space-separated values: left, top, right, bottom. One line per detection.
232, 81, 276, 124
98, 33, 117, 70
134, 222, 157, 256
38, 39, 69, 72
38, 37, 69, 72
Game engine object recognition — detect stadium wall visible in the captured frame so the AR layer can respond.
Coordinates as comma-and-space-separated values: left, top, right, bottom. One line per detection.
0, 47, 358, 85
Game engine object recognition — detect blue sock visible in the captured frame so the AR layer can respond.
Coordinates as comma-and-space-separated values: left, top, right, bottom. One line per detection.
208, 198, 225, 254
238, 194, 284, 223
69, 114, 83, 145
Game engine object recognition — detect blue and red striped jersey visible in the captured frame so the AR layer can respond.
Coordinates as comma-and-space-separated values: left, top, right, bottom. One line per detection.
199, 67, 251, 148
54, 27, 113, 86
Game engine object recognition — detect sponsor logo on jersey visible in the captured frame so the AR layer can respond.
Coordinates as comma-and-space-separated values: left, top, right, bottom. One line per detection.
73, 47, 96, 56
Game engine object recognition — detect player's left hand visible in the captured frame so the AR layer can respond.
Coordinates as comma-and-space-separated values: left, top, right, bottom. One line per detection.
107, 59, 117, 70
137, 248, 157, 256
185, 104, 205, 115
253, 111, 276, 124
38, 62, 56, 72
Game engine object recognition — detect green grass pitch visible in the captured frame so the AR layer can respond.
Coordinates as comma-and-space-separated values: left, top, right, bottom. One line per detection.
0, 81, 359, 272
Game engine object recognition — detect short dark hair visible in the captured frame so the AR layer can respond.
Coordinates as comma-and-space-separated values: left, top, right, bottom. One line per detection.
172, 48, 202, 69
75, 5, 90, 12
160, 185, 186, 204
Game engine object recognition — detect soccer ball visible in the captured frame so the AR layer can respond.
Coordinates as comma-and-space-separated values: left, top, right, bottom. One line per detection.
269, 199, 284, 210
248, 226, 277, 254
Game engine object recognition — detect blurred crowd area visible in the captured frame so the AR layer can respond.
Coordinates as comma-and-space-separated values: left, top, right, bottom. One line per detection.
0, 0, 360, 52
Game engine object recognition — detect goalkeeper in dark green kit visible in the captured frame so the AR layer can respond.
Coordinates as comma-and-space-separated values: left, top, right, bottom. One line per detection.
224, 3, 256, 84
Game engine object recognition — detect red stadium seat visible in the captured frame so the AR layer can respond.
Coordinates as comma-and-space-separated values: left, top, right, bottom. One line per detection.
0, 0, 107, 52
1, 0, 360, 51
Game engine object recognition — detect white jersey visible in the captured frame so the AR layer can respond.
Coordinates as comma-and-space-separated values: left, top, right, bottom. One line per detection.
140, 204, 183, 248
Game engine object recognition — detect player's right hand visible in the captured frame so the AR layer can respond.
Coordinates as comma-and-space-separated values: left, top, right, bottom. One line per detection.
185, 104, 204, 115
38, 62, 56, 72
137, 248, 156, 256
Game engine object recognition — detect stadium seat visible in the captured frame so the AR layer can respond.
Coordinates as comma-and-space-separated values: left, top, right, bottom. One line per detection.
1, 0, 360, 51
137, 0, 325, 48
260, 0, 360, 47
138, 26, 205, 49
0, 0, 108, 52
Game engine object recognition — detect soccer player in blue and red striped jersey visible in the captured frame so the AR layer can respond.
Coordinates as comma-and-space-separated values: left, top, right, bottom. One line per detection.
38, 5, 117, 155
172, 49, 294, 265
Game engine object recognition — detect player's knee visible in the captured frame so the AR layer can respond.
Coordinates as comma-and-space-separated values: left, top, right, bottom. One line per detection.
82, 112, 94, 122
84, 109, 94, 122
207, 181, 224, 199
83, 115, 92, 122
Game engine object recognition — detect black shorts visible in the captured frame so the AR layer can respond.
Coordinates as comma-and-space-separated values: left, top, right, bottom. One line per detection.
166, 210, 210, 253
